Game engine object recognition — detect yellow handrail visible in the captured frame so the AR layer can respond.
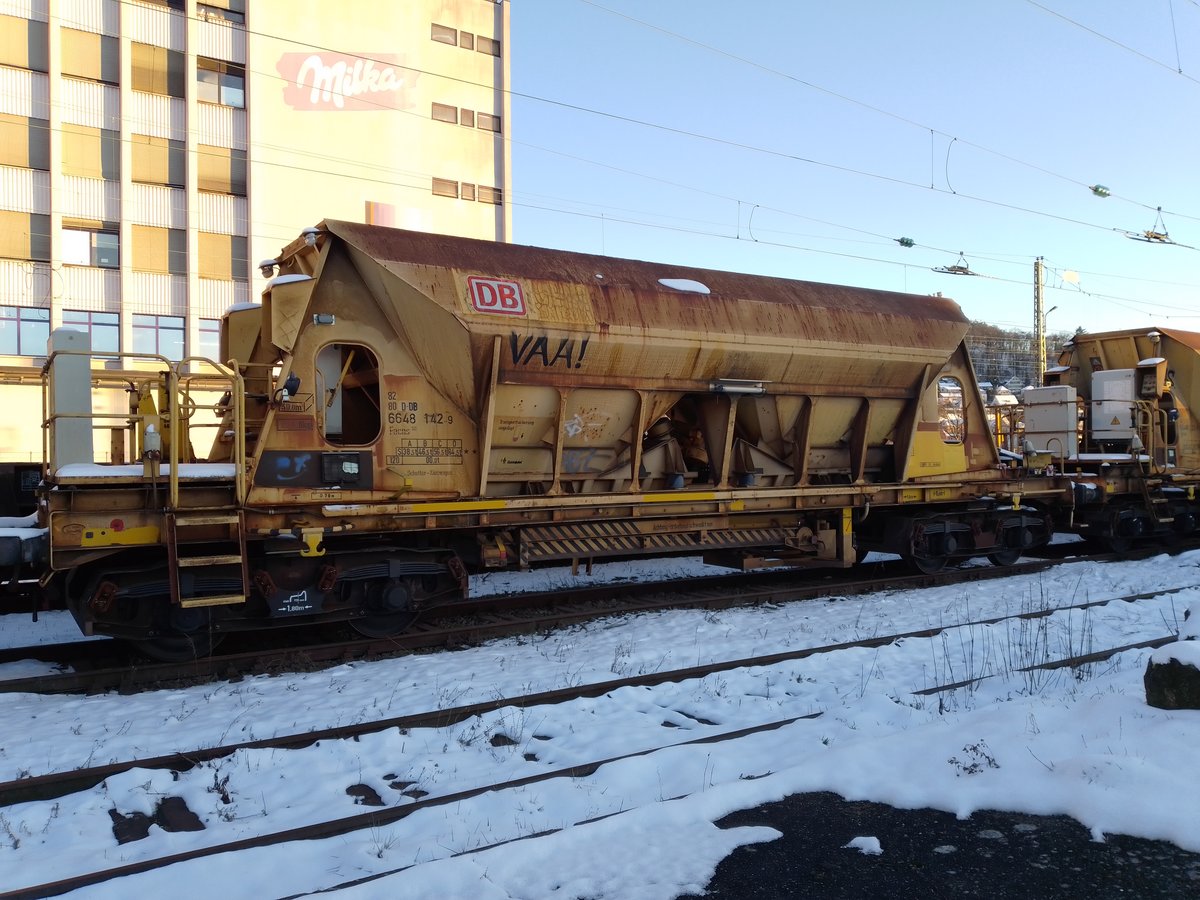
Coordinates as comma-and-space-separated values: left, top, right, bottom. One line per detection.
41, 349, 246, 508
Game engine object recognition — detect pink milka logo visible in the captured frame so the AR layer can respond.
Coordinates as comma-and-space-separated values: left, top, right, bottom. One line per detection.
277, 53, 414, 111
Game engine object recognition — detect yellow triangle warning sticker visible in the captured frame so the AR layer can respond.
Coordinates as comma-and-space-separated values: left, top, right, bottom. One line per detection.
1110, 417, 1121, 425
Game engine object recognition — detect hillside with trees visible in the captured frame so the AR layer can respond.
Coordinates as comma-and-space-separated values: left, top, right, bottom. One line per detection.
965, 322, 1079, 399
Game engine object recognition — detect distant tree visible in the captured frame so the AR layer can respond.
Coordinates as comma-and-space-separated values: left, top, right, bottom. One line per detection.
965, 321, 1073, 399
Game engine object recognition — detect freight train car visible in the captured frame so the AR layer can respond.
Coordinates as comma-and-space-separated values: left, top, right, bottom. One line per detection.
1027, 327, 1200, 546
8, 222, 1193, 659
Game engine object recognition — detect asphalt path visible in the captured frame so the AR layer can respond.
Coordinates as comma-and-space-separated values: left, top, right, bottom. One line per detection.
684, 792, 1200, 899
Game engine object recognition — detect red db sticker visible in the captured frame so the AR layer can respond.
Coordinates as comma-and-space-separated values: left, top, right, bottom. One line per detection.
468, 277, 527, 316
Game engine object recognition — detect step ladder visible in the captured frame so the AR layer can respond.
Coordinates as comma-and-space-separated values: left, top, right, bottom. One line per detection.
1138, 476, 1175, 526
167, 511, 249, 609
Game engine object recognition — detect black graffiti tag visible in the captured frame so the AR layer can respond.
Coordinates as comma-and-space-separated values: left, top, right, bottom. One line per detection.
509, 333, 589, 369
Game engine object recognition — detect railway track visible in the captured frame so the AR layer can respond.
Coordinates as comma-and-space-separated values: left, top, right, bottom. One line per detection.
1, 574, 1187, 804
0, 549, 1113, 696
1, 576, 1186, 898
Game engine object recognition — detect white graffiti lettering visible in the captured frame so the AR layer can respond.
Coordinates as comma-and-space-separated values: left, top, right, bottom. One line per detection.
294, 55, 405, 109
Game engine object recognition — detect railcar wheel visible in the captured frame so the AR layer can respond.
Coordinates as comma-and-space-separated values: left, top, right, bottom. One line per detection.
905, 554, 949, 575
1104, 535, 1134, 554
986, 549, 1021, 567
351, 610, 421, 638
350, 576, 421, 638
132, 601, 226, 661
134, 630, 225, 662
1104, 511, 1150, 555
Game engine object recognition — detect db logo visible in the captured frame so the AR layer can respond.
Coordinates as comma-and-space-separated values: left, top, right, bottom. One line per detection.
468, 276, 526, 316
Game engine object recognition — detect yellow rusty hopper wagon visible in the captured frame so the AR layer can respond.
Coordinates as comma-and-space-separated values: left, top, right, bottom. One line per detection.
1026, 327, 1200, 547
36, 222, 1057, 658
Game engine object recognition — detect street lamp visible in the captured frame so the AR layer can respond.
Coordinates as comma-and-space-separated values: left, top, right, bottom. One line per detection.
1040, 304, 1058, 380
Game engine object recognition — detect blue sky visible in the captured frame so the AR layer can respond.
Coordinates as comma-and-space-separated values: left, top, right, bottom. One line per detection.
507, 1, 1200, 334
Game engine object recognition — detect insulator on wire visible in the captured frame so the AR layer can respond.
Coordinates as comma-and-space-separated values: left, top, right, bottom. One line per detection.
1090, 184, 1111, 198
895, 237, 915, 248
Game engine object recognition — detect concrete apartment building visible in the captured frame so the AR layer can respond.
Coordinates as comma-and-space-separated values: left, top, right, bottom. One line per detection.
0, 0, 511, 468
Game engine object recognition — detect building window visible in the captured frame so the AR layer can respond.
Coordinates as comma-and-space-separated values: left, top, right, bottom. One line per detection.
459, 109, 475, 128
131, 43, 185, 98
197, 58, 245, 108
142, 0, 186, 9
61, 124, 120, 180
0, 114, 50, 170
132, 225, 186, 275
62, 310, 118, 355
0, 306, 49, 356
436, 179, 501, 204
478, 186, 503, 205
197, 144, 247, 195
432, 178, 459, 199
431, 102, 458, 124
432, 24, 500, 57
198, 0, 245, 24
133, 314, 184, 360
198, 232, 248, 281
0, 211, 50, 261
431, 23, 457, 45
60, 28, 119, 84
0, 15, 48, 72
62, 226, 119, 268
198, 318, 221, 361
476, 112, 501, 133
131, 134, 185, 187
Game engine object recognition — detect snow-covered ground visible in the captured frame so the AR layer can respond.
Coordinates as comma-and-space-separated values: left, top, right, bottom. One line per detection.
1, 550, 1198, 898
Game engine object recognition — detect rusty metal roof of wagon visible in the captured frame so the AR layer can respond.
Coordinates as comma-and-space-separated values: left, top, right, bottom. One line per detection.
319, 220, 967, 323
1162, 328, 1200, 350
1078, 327, 1200, 351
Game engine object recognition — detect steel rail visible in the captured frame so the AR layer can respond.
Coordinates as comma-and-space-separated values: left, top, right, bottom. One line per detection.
0, 710, 826, 900
915, 634, 1179, 695
2, 581, 1189, 809
3, 622, 1185, 900
0, 554, 1081, 695
0, 537, 1141, 690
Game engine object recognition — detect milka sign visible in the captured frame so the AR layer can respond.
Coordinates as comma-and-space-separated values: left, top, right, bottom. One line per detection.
277, 53, 414, 111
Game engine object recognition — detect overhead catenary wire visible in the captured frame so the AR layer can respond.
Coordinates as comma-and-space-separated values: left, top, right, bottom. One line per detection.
576, 0, 1200, 223
6, 34, 1165, 289
10, 0, 1198, 324
57, 0, 1200, 233
25, 0, 1199, 253
1023, 0, 1199, 83
511, 198, 1200, 321
1169, 0, 1185, 73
